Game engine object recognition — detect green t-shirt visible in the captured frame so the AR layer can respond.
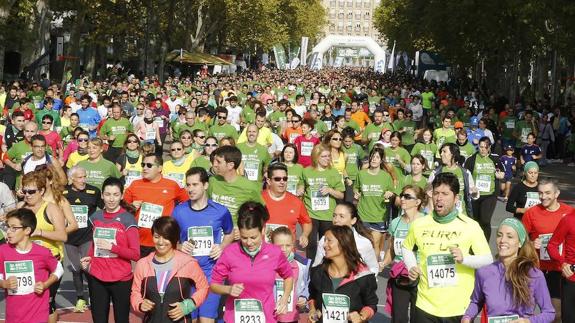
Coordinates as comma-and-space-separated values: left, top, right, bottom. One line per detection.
35, 109, 61, 128
313, 119, 329, 137
473, 154, 496, 196
402, 174, 428, 190
59, 126, 77, 144
355, 169, 394, 223
421, 91, 435, 109
343, 144, 366, 182
395, 120, 417, 146
411, 142, 438, 171
208, 124, 238, 141
500, 116, 517, 140
286, 163, 304, 195
78, 158, 121, 190
302, 167, 345, 221
344, 120, 361, 134
384, 147, 411, 176
458, 142, 477, 161
28, 90, 45, 108
100, 118, 133, 148
363, 123, 385, 145
208, 175, 264, 223
433, 128, 456, 155
514, 120, 534, 147
7, 141, 32, 163
240, 106, 256, 124
237, 143, 271, 182
190, 155, 211, 171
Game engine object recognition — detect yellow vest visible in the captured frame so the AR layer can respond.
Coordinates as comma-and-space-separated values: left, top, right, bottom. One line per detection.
33, 202, 64, 260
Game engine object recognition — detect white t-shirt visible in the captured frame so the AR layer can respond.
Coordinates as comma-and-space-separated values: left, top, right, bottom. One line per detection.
293, 105, 307, 118
227, 105, 242, 131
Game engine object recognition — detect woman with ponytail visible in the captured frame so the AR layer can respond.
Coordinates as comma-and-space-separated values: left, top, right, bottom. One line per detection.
462, 218, 555, 322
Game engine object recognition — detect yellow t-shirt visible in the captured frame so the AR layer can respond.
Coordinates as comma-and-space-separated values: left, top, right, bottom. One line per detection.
33, 202, 64, 259
402, 213, 491, 317
237, 126, 274, 146
66, 151, 89, 168
162, 154, 194, 187
332, 151, 346, 175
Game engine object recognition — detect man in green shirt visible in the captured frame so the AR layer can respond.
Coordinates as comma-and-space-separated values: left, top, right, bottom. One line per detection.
433, 116, 457, 155
514, 110, 538, 148
208, 145, 264, 229
237, 124, 271, 183
5, 121, 38, 189
363, 109, 393, 149
35, 98, 61, 129
499, 105, 517, 149
100, 104, 133, 162
209, 107, 238, 141
27, 83, 45, 109
175, 111, 208, 140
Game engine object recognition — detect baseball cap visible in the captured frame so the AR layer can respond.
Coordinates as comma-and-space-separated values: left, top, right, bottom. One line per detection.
504, 145, 514, 151
454, 121, 464, 129
470, 116, 479, 126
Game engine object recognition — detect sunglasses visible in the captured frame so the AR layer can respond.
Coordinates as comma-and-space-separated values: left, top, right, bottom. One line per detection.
171, 147, 183, 151
292, 120, 301, 123
331, 137, 342, 141
204, 143, 218, 147
272, 176, 288, 182
127, 139, 139, 144
22, 189, 38, 195
181, 136, 192, 139
77, 138, 89, 142
400, 193, 416, 200
217, 115, 227, 119
196, 135, 205, 139
141, 162, 157, 168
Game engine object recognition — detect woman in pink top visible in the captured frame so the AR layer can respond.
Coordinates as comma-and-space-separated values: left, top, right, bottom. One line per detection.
39, 114, 63, 158
210, 202, 294, 323
294, 119, 320, 168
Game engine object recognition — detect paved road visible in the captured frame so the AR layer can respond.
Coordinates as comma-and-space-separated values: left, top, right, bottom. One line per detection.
0, 163, 573, 322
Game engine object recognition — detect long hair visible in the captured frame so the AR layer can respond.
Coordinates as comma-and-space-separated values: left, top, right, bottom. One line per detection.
503, 238, 539, 307
336, 201, 374, 247
321, 225, 365, 276
38, 165, 66, 204
369, 147, 398, 185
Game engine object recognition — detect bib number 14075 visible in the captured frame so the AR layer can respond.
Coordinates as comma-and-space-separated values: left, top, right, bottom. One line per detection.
427, 254, 457, 288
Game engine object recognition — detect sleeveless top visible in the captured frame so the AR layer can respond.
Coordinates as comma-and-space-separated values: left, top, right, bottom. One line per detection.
34, 201, 64, 260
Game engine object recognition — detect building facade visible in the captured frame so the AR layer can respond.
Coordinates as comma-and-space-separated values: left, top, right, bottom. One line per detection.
322, 0, 383, 44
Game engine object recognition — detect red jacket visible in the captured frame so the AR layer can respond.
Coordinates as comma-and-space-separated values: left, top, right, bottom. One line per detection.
548, 210, 575, 282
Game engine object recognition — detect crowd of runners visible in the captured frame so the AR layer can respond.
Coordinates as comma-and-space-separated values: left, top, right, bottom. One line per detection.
0, 67, 572, 322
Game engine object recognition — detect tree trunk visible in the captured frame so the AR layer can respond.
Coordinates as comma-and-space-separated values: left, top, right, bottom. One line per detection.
62, 10, 84, 86
158, 0, 177, 82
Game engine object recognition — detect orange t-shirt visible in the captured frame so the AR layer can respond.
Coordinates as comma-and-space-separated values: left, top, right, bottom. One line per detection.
351, 111, 371, 129
283, 127, 303, 144
123, 176, 189, 247
262, 190, 311, 238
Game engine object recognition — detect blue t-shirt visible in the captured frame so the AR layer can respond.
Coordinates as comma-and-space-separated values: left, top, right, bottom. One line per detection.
172, 199, 233, 275
521, 144, 541, 162
76, 107, 101, 137
500, 155, 517, 178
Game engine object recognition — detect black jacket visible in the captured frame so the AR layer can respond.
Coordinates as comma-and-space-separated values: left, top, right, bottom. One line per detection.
309, 264, 378, 322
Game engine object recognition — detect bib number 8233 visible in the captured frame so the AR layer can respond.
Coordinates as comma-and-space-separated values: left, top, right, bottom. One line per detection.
238, 315, 262, 323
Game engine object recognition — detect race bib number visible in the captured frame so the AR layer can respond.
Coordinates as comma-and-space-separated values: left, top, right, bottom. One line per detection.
521, 128, 530, 143
154, 117, 164, 128
275, 279, 294, 312
145, 128, 156, 140
265, 223, 288, 242
289, 133, 299, 143
393, 230, 408, 257
234, 299, 265, 323
4, 260, 35, 295
476, 174, 492, 193
524, 192, 541, 208
187, 226, 214, 257
427, 254, 457, 288
539, 233, 562, 261
301, 142, 314, 156
287, 179, 297, 195
71, 205, 89, 229
125, 170, 142, 188
324, 121, 332, 129
505, 120, 515, 129
165, 173, 185, 187
322, 293, 350, 323
488, 315, 519, 323
94, 227, 117, 258
311, 191, 329, 211
138, 203, 164, 228
244, 161, 259, 181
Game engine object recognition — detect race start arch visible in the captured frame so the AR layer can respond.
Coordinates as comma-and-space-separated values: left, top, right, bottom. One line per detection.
308, 35, 386, 72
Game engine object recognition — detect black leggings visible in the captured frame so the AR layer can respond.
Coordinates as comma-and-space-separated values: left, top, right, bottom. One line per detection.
563, 278, 575, 323
472, 194, 497, 241
306, 219, 332, 261
413, 307, 462, 323
391, 280, 417, 323
88, 275, 132, 323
